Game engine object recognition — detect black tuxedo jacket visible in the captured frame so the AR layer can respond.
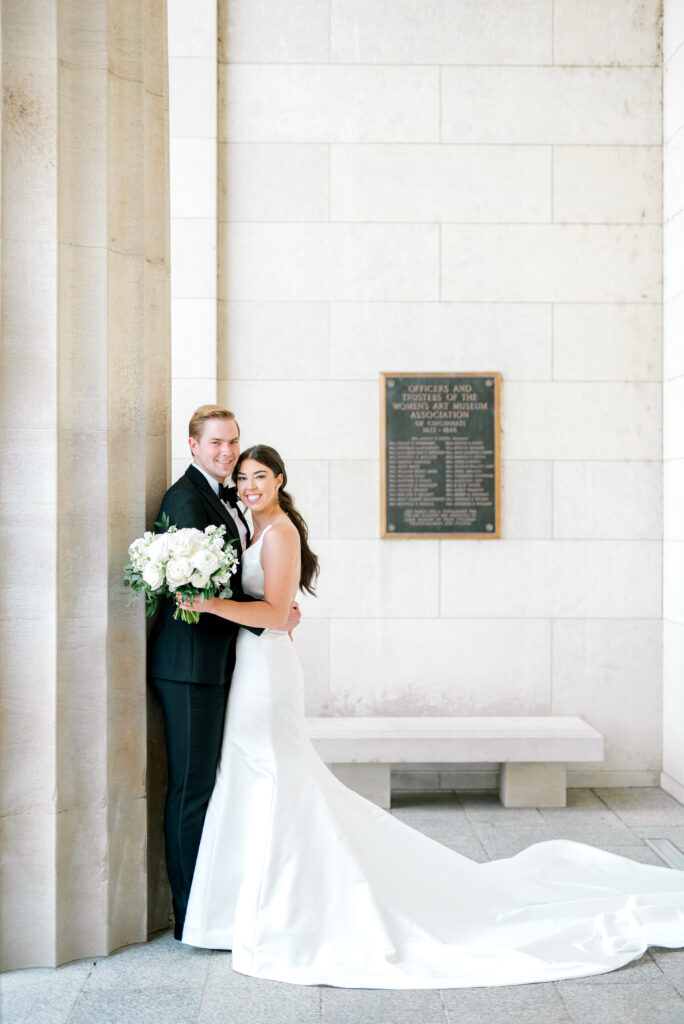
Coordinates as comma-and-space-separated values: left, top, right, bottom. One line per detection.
147, 464, 259, 686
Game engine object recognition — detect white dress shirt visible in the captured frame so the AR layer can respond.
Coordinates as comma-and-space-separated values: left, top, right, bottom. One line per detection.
193, 462, 248, 552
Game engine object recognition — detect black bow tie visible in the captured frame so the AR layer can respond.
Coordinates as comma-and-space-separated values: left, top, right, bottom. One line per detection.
219, 484, 239, 506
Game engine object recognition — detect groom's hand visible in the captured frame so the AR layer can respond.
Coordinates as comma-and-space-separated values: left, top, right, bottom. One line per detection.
283, 601, 301, 638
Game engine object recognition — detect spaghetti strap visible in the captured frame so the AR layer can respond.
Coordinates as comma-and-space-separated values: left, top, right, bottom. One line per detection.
249, 523, 273, 551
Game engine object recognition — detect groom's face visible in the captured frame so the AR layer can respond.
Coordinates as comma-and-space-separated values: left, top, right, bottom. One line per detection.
189, 417, 240, 483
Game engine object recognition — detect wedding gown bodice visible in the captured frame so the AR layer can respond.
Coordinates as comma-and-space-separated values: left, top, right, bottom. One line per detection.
240, 526, 269, 600
240, 525, 288, 635
182, 534, 684, 988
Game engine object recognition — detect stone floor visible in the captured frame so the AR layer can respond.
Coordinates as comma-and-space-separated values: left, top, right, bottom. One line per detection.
5, 787, 684, 1024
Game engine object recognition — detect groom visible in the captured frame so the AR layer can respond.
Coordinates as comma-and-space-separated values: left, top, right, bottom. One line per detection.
148, 403, 300, 939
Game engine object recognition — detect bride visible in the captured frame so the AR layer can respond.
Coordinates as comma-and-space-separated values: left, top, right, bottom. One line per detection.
178, 444, 684, 989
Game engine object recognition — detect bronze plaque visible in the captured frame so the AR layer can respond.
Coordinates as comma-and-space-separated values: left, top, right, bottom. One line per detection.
381, 372, 501, 539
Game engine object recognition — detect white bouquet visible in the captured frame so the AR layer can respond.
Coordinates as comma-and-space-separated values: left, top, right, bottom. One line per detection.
124, 514, 239, 624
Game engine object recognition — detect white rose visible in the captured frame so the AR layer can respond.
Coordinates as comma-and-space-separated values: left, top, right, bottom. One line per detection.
168, 531, 194, 557
146, 534, 171, 564
190, 571, 209, 588
192, 549, 220, 576
166, 556, 193, 590
186, 528, 207, 553
142, 562, 164, 590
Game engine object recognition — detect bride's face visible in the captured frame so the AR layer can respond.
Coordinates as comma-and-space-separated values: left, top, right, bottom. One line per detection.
236, 459, 284, 514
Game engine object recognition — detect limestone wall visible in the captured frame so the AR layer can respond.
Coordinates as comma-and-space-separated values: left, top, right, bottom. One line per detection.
215, 0, 664, 787
168, 0, 218, 475
662, 0, 684, 800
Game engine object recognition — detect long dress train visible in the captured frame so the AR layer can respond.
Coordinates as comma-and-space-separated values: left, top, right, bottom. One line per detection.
182, 529, 684, 988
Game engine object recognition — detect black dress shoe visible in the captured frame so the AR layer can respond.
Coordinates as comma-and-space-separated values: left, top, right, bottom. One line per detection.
173, 921, 184, 940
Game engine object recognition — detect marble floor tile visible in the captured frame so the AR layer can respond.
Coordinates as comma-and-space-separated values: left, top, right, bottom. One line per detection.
392, 792, 468, 815
540, 789, 625, 825
322, 986, 447, 1024
533, 819, 641, 846
0, 962, 91, 1024
556, 978, 684, 1024
199, 961, 321, 1024
472, 824, 557, 859
390, 813, 483, 856
594, 788, 684, 827
599, 843, 670, 866
442, 983, 572, 1024
204, 950, 235, 980
650, 947, 684, 993
632, 825, 684, 847
459, 793, 546, 827
554, 951, 662, 985
556, 789, 613, 811
84, 931, 212, 990
390, 807, 472, 830
429, 837, 490, 862
69, 985, 204, 1024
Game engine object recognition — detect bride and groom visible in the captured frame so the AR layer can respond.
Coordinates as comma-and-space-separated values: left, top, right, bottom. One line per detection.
149, 403, 684, 989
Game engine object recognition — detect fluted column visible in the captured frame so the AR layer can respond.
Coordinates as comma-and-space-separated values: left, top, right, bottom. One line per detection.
0, 0, 171, 969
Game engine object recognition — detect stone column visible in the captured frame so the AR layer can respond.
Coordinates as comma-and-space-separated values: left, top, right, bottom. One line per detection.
0, 0, 171, 969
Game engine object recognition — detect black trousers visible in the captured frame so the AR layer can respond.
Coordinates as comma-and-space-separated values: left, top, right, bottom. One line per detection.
152, 677, 228, 930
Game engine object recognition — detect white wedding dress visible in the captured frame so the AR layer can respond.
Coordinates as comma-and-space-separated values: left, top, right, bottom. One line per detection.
182, 528, 684, 988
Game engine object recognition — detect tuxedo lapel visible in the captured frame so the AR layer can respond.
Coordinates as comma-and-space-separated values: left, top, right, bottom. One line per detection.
234, 502, 251, 546
184, 465, 240, 543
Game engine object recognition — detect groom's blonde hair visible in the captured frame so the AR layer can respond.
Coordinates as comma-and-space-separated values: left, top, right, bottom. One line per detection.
188, 404, 240, 440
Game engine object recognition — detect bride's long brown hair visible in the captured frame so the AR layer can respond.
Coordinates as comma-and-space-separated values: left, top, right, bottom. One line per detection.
235, 445, 319, 595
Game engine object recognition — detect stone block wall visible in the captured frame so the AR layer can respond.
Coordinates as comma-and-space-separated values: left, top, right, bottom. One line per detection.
168, 0, 218, 474
213, 0, 665, 787
662, 0, 684, 801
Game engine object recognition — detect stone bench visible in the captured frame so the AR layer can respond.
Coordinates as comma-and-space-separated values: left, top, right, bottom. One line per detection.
305, 716, 604, 810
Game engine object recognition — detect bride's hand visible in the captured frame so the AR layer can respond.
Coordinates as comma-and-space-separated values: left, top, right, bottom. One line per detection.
283, 601, 301, 637
176, 593, 205, 613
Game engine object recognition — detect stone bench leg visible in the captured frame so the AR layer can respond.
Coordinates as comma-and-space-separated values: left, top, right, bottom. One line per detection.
499, 763, 567, 808
329, 764, 391, 809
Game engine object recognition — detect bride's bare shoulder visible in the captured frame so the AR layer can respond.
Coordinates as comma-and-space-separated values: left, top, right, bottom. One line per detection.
263, 516, 299, 550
